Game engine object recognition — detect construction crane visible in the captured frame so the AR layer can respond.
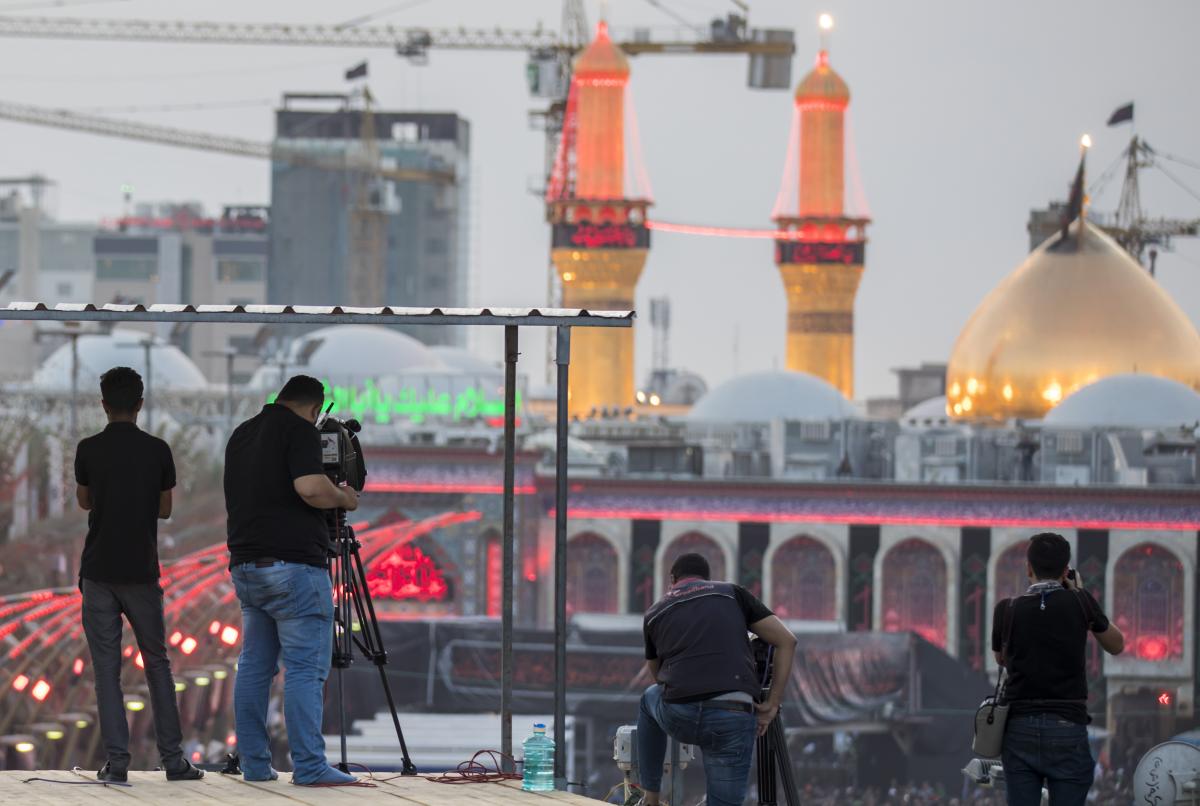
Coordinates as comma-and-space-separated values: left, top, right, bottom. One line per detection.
1099, 135, 1200, 276
0, 98, 453, 185
0, 13, 794, 57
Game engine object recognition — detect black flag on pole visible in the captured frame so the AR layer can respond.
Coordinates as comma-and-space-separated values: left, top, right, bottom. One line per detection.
345, 61, 368, 81
1060, 153, 1085, 241
1107, 102, 1134, 126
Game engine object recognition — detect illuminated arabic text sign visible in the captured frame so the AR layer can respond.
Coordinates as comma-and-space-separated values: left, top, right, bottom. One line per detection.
269, 380, 521, 425
366, 544, 449, 602
552, 223, 649, 250
775, 240, 865, 265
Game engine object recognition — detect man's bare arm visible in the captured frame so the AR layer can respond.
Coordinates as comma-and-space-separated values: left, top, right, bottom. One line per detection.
293, 474, 359, 511
159, 490, 172, 519
1095, 623, 1124, 655
645, 658, 661, 681
749, 615, 798, 736
76, 484, 92, 511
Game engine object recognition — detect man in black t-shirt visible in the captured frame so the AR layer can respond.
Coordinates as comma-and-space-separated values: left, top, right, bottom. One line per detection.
74, 366, 202, 783
637, 553, 797, 806
224, 375, 359, 786
991, 532, 1124, 806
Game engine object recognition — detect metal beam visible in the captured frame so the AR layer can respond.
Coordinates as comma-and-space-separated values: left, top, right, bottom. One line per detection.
0, 304, 633, 329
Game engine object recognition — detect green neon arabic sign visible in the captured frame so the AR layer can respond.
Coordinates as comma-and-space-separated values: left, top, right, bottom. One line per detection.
267, 379, 521, 425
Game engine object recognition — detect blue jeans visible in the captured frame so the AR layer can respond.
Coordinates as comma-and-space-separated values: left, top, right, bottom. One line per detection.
637, 684, 757, 806
1001, 713, 1094, 806
231, 562, 334, 783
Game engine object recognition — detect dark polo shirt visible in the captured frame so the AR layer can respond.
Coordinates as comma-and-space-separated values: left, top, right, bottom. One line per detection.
74, 422, 176, 584
224, 404, 329, 569
644, 579, 773, 702
993, 588, 1110, 724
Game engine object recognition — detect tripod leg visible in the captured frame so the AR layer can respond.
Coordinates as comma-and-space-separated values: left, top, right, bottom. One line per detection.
347, 534, 417, 775
757, 731, 778, 806
768, 718, 801, 806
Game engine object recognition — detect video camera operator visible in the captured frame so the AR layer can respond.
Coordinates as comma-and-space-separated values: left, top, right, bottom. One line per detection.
992, 532, 1124, 806
224, 375, 360, 785
638, 553, 798, 806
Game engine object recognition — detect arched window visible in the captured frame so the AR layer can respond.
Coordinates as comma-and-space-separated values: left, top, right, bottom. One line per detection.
661, 532, 726, 593
881, 538, 948, 648
771, 537, 836, 621
567, 533, 619, 614
995, 541, 1031, 603
1113, 544, 1184, 662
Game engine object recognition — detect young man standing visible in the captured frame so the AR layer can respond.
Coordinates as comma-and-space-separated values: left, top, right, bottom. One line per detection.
224, 375, 360, 785
992, 532, 1124, 806
74, 366, 203, 782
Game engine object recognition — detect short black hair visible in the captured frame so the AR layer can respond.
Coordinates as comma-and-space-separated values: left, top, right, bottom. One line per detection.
1027, 532, 1071, 580
276, 375, 325, 408
670, 552, 710, 581
100, 366, 143, 413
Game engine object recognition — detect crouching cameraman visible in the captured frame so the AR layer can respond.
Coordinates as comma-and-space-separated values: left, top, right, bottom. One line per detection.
638, 553, 797, 806
224, 375, 360, 785
992, 532, 1124, 806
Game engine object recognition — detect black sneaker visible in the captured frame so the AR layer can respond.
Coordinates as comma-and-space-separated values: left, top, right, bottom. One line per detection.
97, 762, 128, 783
165, 760, 205, 781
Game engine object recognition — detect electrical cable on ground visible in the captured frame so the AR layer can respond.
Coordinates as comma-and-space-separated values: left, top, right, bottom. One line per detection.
421, 750, 523, 784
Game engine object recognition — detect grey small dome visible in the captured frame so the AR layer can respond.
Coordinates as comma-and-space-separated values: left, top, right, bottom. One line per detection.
33, 328, 208, 392
1044, 374, 1200, 429
687, 370, 858, 423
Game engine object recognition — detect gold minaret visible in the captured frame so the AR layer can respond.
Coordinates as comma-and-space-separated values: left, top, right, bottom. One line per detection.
548, 21, 650, 418
774, 15, 868, 398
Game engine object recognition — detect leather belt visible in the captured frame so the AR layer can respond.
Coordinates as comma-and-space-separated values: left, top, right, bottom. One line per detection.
700, 700, 754, 714
254, 558, 282, 568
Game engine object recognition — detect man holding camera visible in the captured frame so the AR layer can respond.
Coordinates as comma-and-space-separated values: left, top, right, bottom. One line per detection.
638, 553, 798, 806
224, 375, 360, 785
992, 532, 1124, 806
74, 366, 203, 782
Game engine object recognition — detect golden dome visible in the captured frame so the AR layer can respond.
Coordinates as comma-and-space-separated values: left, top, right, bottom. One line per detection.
795, 51, 849, 105
947, 220, 1200, 421
574, 21, 630, 80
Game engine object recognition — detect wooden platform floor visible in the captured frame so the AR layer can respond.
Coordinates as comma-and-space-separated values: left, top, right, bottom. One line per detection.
3, 770, 599, 805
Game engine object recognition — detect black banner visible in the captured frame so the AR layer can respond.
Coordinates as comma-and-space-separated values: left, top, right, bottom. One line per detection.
776, 240, 864, 266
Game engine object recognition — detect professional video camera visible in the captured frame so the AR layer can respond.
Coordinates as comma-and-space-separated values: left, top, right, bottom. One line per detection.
317, 408, 366, 492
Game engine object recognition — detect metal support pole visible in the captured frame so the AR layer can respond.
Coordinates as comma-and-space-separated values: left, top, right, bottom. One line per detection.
143, 340, 153, 431
225, 351, 235, 434
68, 333, 78, 442
553, 325, 570, 790
500, 325, 518, 771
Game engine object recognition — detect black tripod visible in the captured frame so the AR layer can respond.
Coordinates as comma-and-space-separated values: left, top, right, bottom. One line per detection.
328, 508, 417, 775
755, 646, 799, 806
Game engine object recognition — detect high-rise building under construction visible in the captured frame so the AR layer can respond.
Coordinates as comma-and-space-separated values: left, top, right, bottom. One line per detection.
268, 96, 470, 345
774, 20, 868, 398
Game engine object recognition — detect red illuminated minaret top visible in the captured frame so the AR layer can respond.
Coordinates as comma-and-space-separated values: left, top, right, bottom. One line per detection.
571, 20, 631, 199
792, 13, 850, 223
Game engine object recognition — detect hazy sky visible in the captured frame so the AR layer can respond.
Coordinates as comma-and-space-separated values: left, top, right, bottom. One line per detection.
2, 0, 1199, 400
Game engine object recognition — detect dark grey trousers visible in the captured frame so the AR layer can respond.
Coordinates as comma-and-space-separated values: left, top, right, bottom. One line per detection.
80, 578, 184, 769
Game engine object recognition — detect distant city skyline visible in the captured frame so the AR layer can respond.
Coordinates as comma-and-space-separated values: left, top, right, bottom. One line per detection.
1, 0, 1198, 400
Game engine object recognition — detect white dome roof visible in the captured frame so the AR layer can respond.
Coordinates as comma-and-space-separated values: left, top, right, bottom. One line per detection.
429, 346, 501, 375
249, 325, 444, 390
1043, 374, 1200, 429
902, 396, 950, 423
33, 328, 208, 392
687, 370, 858, 423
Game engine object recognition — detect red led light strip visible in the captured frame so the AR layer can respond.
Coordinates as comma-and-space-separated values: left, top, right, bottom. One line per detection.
565, 507, 1200, 532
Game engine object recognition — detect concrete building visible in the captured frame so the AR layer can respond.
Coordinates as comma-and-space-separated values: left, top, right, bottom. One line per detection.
268, 96, 470, 347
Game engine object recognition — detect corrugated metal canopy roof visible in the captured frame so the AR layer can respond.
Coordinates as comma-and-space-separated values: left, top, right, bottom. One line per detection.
0, 302, 634, 327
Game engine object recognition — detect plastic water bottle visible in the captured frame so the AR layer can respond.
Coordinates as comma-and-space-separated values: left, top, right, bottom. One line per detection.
521, 723, 555, 791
